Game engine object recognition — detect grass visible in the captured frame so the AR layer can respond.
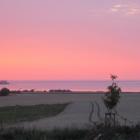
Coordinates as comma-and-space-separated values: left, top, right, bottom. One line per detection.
88, 124, 140, 140
0, 127, 89, 140
0, 103, 68, 124
0, 119, 139, 140
0, 125, 140, 140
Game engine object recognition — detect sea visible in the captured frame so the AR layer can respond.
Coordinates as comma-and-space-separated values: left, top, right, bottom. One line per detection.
0, 80, 140, 92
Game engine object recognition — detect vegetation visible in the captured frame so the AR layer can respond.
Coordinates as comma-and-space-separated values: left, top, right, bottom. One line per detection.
88, 124, 140, 140
0, 103, 68, 124
103, 75, 121, 112
0, 88, 10, 96
0, 128, 88, 140
102, 75, 121, 127
0, 125, 139, 140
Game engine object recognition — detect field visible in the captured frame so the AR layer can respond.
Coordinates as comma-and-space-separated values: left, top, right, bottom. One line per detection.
0, 93, 140, 129
0, 93, 140, 139
0, 104, 68, 125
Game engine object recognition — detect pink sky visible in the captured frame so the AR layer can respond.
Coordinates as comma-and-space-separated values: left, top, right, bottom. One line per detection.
0, 0, 140, 80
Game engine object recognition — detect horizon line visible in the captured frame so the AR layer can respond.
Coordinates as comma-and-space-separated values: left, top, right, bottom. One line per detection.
5, 79, 140, 81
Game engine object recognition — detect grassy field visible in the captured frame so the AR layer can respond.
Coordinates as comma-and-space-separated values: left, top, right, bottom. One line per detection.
0, 103, 68, 124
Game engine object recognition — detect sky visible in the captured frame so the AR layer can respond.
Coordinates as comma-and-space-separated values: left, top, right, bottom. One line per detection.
0, 0, 140, 80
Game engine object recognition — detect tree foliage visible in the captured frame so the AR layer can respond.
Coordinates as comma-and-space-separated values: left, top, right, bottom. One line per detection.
103, 75, 121, 112
0, 88, 10, 96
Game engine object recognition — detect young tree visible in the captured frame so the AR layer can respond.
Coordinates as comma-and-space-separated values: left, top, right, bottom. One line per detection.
103, 75, 121, 112
103, 75, 121, 126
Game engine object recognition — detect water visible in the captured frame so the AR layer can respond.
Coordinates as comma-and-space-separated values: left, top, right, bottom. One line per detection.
0, 80, 140, 92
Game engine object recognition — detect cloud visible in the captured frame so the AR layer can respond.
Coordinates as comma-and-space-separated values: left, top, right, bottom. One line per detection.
110, 4, 140, 15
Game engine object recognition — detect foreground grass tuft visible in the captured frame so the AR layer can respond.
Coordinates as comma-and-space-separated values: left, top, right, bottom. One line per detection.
88, 124, 140, 140
0, 125, 140, 140
0, 103, 68, 124
0, 128, 88, 140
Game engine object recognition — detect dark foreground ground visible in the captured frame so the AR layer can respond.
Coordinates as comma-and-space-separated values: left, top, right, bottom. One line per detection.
0, 125, 140, 140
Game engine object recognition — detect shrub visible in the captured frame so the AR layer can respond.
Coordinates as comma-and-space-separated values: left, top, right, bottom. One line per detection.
0, 88, 10, 96
103, 75, 121, 112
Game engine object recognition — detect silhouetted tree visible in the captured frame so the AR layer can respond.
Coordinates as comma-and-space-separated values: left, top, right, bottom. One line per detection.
0, 88, 10, 96
103, 75, 121, 126
103, 75, 121, 112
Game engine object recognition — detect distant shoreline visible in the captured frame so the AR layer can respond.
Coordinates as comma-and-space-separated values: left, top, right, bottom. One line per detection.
9, 90, 140, 95
1, 80, 140, 93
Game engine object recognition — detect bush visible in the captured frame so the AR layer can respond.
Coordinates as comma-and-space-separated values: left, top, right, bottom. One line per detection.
103, 75, 121, 112
0, 88, 10, 96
